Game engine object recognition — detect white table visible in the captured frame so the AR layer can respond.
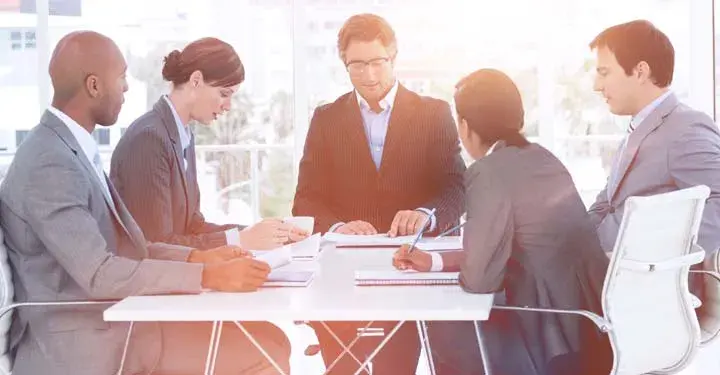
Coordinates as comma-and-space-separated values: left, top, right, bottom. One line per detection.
104, 246, 495, 375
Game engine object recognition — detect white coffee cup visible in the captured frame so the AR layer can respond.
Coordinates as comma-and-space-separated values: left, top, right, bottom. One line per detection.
283, 216, 315, 233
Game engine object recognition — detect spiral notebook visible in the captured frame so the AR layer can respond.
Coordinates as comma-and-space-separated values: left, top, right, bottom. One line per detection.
354, 270, 459, 286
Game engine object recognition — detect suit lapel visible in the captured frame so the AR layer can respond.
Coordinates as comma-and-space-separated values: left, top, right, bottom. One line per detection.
41, 111, 132, 239
344, 94, 379, 175
107, 177, 149, 257
154, 98, 192, 228
379, 85, 410, 177
608, 94, 680, 201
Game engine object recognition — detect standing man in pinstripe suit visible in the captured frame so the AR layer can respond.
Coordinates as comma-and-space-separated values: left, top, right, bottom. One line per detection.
293, 14, 466, 375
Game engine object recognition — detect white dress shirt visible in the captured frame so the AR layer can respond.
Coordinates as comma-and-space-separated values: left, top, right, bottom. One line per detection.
47, 107, 114, 207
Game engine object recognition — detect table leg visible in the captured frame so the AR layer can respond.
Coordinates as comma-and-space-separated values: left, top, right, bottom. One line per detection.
233, 321, 289, 375
204, 321, 223, 375
473, 320, 492, 375
116, 321, 135, 375
416, 321, 437, 375
351, 320, 406, 375
321, 320, 375, 373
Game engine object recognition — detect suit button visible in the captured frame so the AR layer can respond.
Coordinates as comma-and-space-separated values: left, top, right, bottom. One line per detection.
609, 207, 615, 213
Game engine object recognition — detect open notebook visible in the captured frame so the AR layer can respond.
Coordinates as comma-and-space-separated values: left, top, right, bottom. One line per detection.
355, 270, 459, 286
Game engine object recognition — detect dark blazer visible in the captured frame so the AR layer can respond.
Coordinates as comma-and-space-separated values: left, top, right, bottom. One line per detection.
292, 85, 466, 234
460, 142, 611, 374
110, 98, 239, 250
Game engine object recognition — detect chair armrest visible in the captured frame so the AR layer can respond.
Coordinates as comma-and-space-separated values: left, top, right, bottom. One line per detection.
0, 300, 120, 320
620, 244, 705, 272
492, 305, 611, 332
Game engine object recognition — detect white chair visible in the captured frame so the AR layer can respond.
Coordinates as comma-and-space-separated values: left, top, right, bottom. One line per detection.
691, 248, 720, 346
0, 227, 119, 374
494, 185, 709, 375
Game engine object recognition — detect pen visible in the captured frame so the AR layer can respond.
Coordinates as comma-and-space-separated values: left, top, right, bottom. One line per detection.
406, 207, 436, 253
435, 222, 466, 239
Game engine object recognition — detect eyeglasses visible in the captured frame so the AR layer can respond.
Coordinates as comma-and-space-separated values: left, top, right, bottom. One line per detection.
345, 57, 391, 75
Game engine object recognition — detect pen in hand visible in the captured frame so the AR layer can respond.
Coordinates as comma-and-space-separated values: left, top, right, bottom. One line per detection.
405, 207, 436, 254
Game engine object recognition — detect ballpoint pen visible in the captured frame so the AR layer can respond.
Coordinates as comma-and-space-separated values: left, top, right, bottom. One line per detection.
406, 207, 436, 253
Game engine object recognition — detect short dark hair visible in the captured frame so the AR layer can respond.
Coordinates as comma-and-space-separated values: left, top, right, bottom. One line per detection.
589, 20, 674, 87
162, 37, 245, 88
337, 13, 397, 62
454, 69, 529, 148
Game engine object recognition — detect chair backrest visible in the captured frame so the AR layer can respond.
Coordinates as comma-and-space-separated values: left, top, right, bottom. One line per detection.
603, 185, 709, 375
0, 226, 13, 374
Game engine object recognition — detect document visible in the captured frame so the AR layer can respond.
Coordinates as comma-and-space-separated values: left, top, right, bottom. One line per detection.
265, 269, 315, 287
253, 246, 292, 269
323, 232, 416, 247
416, 236, 463, 251
290, 233, 322, 259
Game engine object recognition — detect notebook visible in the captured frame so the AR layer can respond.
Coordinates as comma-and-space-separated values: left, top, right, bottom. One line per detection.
354, 270, 459, 286
323, 233, 416, 247
289, 233, 322, 259
264, 270, 315, 287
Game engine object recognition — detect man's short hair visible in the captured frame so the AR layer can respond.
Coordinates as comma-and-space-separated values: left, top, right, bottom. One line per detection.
337, 13, 397, 62
589, 19, 675, 87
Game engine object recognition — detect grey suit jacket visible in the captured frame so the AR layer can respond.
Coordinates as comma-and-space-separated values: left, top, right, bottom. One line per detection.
0, 110, 204, 375
460, 143, 610, 372
111, 98, 240, 250
589, 94, 720, 256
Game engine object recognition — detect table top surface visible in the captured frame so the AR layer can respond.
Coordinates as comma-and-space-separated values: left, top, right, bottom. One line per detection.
103, 246, 494, 322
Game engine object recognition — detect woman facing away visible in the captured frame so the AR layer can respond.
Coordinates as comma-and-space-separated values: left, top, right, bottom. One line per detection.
393, 68, 613, 375
111, 37, 307, 251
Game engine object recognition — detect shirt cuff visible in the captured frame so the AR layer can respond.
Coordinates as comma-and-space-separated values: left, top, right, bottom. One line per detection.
415, 207, 437, 232
430, 251, 444, 272
225, 227, 241, 245
328, 222, 345, 233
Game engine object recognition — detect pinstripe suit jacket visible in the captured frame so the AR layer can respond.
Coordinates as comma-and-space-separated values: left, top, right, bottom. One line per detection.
111, 98, 240, 250
0, 110, 203, 375
293, 85, 466, 234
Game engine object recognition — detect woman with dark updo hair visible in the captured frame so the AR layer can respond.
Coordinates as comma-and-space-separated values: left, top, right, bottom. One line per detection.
111, 37, 308, 253
394, 69, 612, 375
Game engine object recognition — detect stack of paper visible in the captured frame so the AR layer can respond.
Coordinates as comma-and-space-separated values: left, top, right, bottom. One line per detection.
252, 246, 292, 269
416, 236, 463, 252
354, 270, 459, 286
289, 233, 322, 260
265, 269, 315, 287
323, 233, 415, 247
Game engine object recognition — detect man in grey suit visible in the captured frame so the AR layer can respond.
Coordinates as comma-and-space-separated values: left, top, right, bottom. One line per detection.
0, 31, 289, 375
588, 20, 720, 256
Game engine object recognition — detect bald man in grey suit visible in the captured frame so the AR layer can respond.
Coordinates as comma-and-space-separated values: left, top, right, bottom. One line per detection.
0, 31, 288, 375
588, 20, 720, 257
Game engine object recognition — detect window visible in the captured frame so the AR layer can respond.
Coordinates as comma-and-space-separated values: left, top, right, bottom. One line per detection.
7, 28, 36, 50
15, 130, 29, 147
93, 128, 110, 146
0, 0, 710, 226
